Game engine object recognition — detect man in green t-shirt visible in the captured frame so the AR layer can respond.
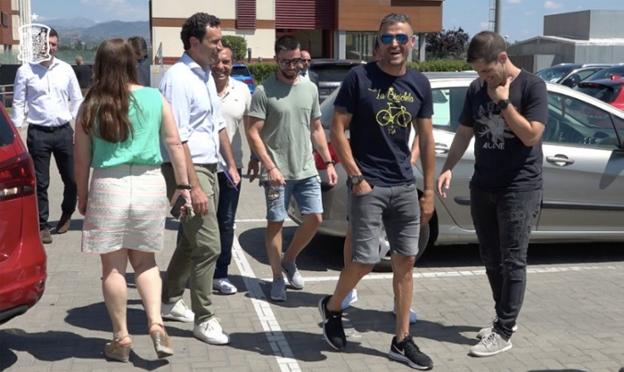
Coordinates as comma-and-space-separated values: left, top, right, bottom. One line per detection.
246, 35, 337, 302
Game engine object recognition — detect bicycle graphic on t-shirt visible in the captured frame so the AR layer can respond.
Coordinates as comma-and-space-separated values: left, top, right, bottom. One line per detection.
375, 102, 412, 134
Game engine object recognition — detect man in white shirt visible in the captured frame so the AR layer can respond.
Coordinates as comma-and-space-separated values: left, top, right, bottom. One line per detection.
210, 46, 251, 295
11, 28, 83, 244
299, 50, 318, 85
158, 12, 240, 346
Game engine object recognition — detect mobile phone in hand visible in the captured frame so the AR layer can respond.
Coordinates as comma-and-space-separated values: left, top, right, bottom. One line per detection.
170, 194, 186, 219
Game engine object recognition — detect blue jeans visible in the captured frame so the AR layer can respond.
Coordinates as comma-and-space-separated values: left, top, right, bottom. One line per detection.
470, 188, 542, 339
263, 176, 323, 222
214, 169, 242, 279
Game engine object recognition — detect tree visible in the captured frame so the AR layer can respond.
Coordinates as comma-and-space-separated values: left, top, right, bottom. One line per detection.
222, 35, 247, 61
425, 28, 470, 60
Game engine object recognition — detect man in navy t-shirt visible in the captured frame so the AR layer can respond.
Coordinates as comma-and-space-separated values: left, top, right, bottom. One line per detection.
437, 31, 548, 357
317, 13, 435, 371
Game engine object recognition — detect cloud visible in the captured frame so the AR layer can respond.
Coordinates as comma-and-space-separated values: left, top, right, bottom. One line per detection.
480, 21, 490, 30
508, 0, 522, 4
544, 1, 562, 10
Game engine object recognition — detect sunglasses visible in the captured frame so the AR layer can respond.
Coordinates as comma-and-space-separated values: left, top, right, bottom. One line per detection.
278, 58, 302, 67
379, 33, 411, 45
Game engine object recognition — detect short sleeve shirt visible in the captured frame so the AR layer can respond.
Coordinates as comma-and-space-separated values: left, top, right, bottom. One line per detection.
460, 70, 548, 191
248, 75, 321, 181
334, 62, 433, 186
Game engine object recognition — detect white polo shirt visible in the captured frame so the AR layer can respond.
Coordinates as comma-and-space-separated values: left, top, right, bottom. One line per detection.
218, 77, 251, 169
11, 58, 83, 127
159, 53, 225, 164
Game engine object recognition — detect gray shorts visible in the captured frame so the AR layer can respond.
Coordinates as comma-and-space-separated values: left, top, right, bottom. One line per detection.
348, 183, 421, 264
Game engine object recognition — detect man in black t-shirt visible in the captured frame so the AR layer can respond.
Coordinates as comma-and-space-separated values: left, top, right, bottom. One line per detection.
318, 13, 435, 370
437, 31, 548, 357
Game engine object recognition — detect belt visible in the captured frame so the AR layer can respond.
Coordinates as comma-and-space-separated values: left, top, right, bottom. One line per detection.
29, 122, 70, 132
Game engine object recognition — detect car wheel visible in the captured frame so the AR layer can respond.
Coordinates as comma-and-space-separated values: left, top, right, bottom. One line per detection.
372, 221, 432, 273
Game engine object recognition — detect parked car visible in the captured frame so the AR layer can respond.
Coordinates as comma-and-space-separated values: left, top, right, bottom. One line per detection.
585, 65, 624, 82
575, 78, 624, 110
308, 59, 364, 102
0, 106, 46, 324
289, 72, 624, 269
232, 63, 256, 94
536, 63, 611, 87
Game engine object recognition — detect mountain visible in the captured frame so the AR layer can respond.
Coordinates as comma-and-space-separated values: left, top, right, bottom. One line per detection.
45, 18, 150, 46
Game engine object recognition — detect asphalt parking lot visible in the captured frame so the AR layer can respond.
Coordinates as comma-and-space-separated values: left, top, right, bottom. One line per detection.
1, 128, 624, 371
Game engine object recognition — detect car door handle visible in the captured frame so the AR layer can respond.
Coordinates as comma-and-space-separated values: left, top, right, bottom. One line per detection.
546, 154, 575, 166
434, 143, 449, 154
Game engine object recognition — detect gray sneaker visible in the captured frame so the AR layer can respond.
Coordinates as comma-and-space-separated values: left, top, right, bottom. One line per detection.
270, 277, 287, 301
281, 261, 304, 289
469, 331, 512, 357
477, 318, 518, 339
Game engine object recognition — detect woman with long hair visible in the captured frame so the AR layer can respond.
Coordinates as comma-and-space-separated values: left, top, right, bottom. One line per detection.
74, 38, 190, 362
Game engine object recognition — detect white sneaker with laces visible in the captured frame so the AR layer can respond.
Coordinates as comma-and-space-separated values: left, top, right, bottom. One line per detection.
213, 278, 238, 295
161, 299, 194, 323
477, 317, 519, 339
193, 317, 230, 345
469, 331, 512, 357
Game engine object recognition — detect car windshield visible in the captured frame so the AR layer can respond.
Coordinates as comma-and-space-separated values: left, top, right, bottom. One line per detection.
536, 66, 576, 82
311, 65, 358, 82
0, 114, 14, 147
586, 66, 624, 81
576, 83, 620, 104
232, 66, 251, 76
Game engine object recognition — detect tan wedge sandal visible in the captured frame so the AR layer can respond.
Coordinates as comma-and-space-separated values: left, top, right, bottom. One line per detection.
104, 334, 132, 362
150, 323, 174, 359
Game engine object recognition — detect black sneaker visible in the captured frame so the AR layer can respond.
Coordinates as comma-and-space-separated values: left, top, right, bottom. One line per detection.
388, 336, 433, 370
318, 295, 346, 351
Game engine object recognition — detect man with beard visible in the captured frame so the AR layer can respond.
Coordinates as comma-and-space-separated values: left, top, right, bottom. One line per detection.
246, 35, 337, 302
437, 31, 547, 357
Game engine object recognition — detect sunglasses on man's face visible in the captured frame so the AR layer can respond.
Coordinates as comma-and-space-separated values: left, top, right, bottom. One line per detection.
379, 33, 410, 45
278, 58, 302, 67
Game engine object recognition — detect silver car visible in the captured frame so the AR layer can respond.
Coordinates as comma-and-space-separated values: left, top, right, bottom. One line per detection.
289, 72, 624, 268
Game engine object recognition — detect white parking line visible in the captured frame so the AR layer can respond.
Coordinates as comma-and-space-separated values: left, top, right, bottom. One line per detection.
261, 264, 621, 283
231, 235, 301, 372
236, 218, 292, 223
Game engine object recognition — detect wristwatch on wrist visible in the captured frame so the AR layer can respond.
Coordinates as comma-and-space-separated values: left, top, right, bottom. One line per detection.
176, 184, 192, 190
497, 98, 510, 111
325, 160, 335, 167
349, 174, 365, 185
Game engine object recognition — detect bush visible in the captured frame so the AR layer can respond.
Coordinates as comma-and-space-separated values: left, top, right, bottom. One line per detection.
222, 35, 247, 61
410, 59, 471, 72
248, 62, 278, 84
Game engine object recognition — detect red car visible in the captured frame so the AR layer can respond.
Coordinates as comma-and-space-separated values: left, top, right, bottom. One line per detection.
575, 77, 624, 111
0, 105, 46, 324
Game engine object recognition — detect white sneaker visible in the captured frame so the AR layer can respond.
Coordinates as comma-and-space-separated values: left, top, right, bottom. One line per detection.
161, 299, 194, 323
213, 278, 238, 295
340, 289, 358, 310
469, 331, 512, 357
193, 317, 230, 345
392, 304, 418, 324
477, 317, 519, 339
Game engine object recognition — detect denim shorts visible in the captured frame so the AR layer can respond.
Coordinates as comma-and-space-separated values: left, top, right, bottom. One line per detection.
264, 175, 323, 222
348, 183, 421, 264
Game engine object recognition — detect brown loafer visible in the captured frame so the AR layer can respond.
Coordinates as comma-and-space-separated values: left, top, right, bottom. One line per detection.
55, 212, 72, 234
40, 228, 52, 244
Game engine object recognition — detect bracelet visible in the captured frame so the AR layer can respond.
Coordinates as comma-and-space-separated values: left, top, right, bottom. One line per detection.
324, 160, 336, 166
266, 167, 276, 173
176, 184, 192, 190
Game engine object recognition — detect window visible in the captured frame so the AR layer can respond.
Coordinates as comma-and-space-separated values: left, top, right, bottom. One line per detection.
345, 32, 377, 61
545, 93, 620, 147
431, 87, 468, 132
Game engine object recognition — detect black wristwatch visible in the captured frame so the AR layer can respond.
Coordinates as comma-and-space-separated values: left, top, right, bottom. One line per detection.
349, 175, 365, 185
497, 99, 510, 111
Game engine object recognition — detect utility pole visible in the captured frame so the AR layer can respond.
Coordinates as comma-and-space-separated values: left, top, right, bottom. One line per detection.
488, 0, 502, 34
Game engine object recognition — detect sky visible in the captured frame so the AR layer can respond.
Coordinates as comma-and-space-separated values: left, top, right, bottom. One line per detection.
31, 0, 624, 42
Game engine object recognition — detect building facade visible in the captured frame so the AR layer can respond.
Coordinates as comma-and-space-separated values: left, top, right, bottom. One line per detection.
0, 0, 21, 53
149, 0, 443, 63
508, 10, 624, 72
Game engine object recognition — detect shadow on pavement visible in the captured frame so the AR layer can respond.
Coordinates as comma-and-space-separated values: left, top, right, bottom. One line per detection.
238, 226, 345, 272
0, 328, 168, 370
228, 330, 387, 362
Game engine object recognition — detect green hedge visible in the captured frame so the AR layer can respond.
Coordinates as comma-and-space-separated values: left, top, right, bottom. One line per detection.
248, 59, 471, 84
248, 63, 278, 84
